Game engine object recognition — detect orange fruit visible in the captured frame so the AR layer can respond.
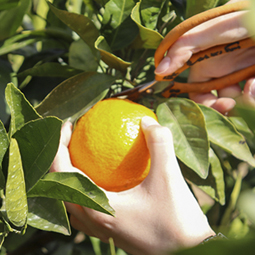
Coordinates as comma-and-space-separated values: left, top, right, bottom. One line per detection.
68, 98, 157, 192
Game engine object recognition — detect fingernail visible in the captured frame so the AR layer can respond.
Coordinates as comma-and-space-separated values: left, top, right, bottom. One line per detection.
249, 79, 255, 97
155, 56, 171, 74
141, 116, 159, 129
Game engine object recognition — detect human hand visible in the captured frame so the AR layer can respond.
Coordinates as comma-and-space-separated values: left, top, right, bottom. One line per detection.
155, 0, 255, 115
51, 118, 215, 255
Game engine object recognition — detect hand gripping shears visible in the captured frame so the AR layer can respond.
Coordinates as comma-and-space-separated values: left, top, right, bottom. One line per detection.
113, 0, 255, 100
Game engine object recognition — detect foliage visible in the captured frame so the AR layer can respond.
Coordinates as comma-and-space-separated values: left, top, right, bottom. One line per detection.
0, 0, 254, 254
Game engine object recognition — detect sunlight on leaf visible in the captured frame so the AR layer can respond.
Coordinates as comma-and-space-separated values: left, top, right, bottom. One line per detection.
6, 138, 27, 227
131, 2, 163, 49
5, 83, 41, 137
0, 0, 31, 41
95, 36, 131, 73
157, 98, 209, 178
27, 172, 115, 216
103, 0, 135, 29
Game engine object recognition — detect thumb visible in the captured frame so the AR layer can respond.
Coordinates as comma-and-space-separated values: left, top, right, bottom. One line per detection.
140, 116, 182, 190
241, 77, 255, 107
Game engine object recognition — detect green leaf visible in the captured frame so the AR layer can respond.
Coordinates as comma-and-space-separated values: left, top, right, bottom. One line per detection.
27, 197, 71, 235
0, 0, 31, 41
5, 83, 41, 137
13, 117, 62, 192
140, 0, 163, 30
0, 121, 9, 189
0, 38, 38, 56
186, 0, 219, 18
95, 36, 131, 73
102, 0, 135, 29
35, 72, 115, 120
220, 172, 242, 226
199, 105, 255, 167
0, 59, 12, 124
69, 39, 99, 71
105, 16, 139, 51
182, 148, 225, 205
174, 235, 255, 255
157, 98, 209, 178
131, 2, 163, 49
238, 190, 255, 225
27, 172, 115, 216
6, 138, 28, 227
17, 63, 83, 78
0, 0, 20, 11
235, 104, 255, 135
229, 117, 254, 141
48, 2, 99, 52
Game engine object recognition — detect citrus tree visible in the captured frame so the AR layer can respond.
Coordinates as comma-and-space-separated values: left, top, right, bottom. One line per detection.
0, 0, 255, 254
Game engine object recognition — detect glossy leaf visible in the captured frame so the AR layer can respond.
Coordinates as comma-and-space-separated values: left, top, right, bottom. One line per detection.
17, 63, 83, 78
0, 0, 31, 41
199, 105, 255, 167
6, 138, 28, 227
102, 0, 135, 29
0, 121, 9, 189
13, 117, 62, 192
140, 0, 164, 30
186, 0, 219, 18
69, 39, 98, 72
157, 98, 209, 178
48, 2, 99, 52
182, 148, 225, 205
131, 2, 163, 49
5, 83, 41, 137
27, 172, 115, 216
27, 197, 70, 235
95, 36, 131, 73
35, 72, 115, 120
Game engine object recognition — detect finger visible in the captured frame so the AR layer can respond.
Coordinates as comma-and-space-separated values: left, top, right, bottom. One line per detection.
188, 47, 255, 82
140, 117, 183, 192
238, 77, 255, 107
50, 121, 74, 172
217, 84, 242, 98
70, 215, 95, 237
155, 10, 250, 75
60, 121, 73, 146
189, 92, 236, 115
65, 203, 97, 237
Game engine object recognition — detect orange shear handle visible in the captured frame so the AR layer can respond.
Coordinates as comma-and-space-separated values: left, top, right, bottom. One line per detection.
154, 0, 255, 97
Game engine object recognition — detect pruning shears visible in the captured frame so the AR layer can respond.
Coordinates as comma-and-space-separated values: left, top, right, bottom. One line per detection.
112, 0, 255, 100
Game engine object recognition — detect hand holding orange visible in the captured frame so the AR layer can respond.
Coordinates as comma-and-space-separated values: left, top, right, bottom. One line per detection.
68, 98, 158, 192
